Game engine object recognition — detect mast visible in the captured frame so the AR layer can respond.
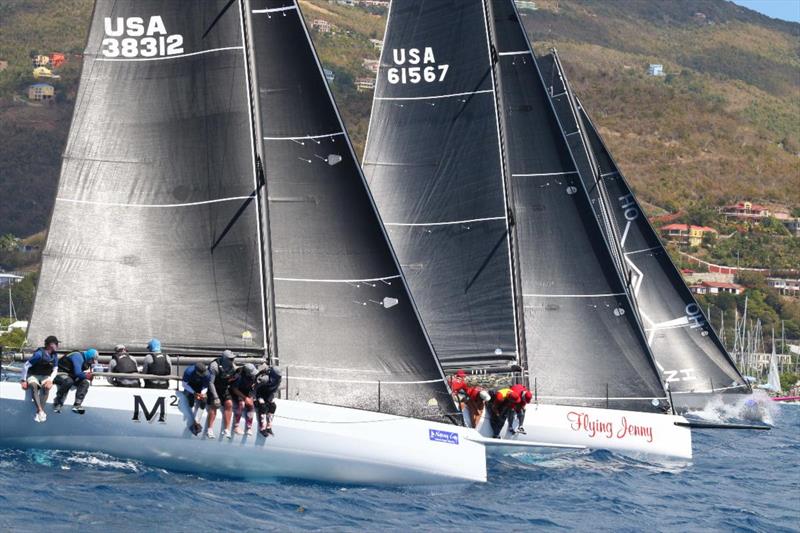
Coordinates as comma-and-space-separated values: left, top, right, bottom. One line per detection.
480, 0, 528, 374
238, 0, 278, 363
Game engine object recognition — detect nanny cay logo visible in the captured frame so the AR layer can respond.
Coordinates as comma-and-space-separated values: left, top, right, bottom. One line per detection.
428, 429, 459, 445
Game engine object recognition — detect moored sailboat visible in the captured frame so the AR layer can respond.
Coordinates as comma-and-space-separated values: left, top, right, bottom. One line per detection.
0, 0, 489, 485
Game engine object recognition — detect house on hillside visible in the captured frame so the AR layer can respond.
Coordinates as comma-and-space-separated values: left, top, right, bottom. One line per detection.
767, 277, 800, 296
27, 83, 55, 101
659, 224, 717, 247
689, 281, 744, 296
362, 58, 379, 74
323, 68, 335, 83
311, 19, 334, 33
369, 38, 383, 51
33, 55, 50, 67
516, 0, 538, 11
0, 273, 24, 288
33, 66, 60, 80
720, 201, 771, 221
0, 60, 8, 72
355, 77, 375, 92
648, 64, 664, 76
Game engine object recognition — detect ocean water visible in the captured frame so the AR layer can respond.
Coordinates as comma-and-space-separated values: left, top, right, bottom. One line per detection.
0, 405, 797, 532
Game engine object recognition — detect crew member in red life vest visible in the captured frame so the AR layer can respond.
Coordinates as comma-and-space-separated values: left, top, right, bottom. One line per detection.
488, 387, 520, 438
508, 384, 533, 435
464, 386, 491, 428
448, 369, 469, 407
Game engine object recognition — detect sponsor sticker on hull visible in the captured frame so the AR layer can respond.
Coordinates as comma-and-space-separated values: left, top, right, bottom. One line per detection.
429, 429, 459, 445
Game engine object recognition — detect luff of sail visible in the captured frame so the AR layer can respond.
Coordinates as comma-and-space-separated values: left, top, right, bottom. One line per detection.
27, 1, 267, 353
488, 0, 667, 412
246, 0, 454, 419
363, 0, 521, 369
540, 51, 749, 397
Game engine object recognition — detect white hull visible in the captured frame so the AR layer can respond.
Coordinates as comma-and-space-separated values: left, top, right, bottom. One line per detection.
470, 403, 693, 460
0, 382, 486, 485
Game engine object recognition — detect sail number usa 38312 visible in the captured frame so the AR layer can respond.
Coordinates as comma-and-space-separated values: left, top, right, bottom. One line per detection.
102, 16, 184, 59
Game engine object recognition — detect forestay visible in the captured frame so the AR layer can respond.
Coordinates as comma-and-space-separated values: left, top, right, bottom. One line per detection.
247, 0, 454, 418
28, 1, 266, 353
363, 0, 520, 369
488, 0, 666, 412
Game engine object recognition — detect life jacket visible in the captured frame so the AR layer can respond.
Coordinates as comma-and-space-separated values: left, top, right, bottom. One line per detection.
213, 357, 237, 383
186, 367, 210, 391
148, 353, 169, 376
494, 387, 519, 404
113, 353, 137, 374
510, 384, 529, 405
28, 347, 57, 376
466, 386, 484, 402
235, 371, 257, 393
58, 352, 88, 376
449, 376, 467, 394
256, 370, 282, 396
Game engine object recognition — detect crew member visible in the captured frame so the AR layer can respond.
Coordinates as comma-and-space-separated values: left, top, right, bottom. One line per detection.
463, 385, 491, 428
231, 363, 259, 436
254, 366, 282, 437
508, 384, 532, 435
108, 344, 139, 387
206, 350, 238, 439
53, 348, 98, 414
181, 362, 211, 435
20, 335, 60, 423
488, 387, 519, 438
448, 369, 469, 407
142, 338, 172, 389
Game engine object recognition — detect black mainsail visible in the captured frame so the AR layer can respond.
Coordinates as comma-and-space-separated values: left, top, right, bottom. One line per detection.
487, 0, 666, 411
246, 0, 454, 417
29, 1, 266, 353
27, 0, 455, 420
363, 0, 521, 369
541, 51, 747, 395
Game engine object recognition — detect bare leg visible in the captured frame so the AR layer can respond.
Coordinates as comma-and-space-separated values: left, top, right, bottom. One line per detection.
222, 400, 233, 432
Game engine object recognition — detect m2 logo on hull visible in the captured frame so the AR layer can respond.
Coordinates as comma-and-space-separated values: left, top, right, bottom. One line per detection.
132, 395, 178, 423
429, 429, 459, 445
102, 16, 184, 58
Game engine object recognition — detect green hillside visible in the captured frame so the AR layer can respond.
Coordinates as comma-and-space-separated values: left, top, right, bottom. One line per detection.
0, 0, 798, 239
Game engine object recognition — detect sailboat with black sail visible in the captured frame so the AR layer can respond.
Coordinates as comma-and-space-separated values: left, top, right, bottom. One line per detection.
539, 49, 751, 412
0, 0, 488, 485
364, 0, 692, 459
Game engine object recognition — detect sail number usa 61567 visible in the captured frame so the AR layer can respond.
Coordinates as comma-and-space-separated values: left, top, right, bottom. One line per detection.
101, 16, 184, 58
387, 47, 449, 84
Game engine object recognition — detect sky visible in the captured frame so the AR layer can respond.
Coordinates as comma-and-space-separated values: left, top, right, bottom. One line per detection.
730, 0, 800, 22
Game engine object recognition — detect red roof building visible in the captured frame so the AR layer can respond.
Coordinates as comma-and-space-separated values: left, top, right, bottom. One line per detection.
720, 201, 771, 220
49, 52, 66, 68
659, 224, 718, 247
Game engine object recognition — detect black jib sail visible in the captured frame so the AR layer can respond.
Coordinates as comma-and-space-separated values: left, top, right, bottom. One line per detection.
488, 0, 667, 411
541, 51, 747, 395
363, 0, 521, 369
28, 1, 267, 353
246, 0, 454, 417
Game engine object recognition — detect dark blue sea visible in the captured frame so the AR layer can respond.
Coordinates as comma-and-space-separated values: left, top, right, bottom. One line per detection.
1, 405, 797, 532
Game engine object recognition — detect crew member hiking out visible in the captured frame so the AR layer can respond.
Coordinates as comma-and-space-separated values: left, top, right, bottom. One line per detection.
108, 344, 139, 387
206, 350, 238, 439
488, 387, 519, 438
181, 362, 211, 435
20, 335, 60, 423
142, 338, 172, 389
53, 348, 98, 414
448, 369, 469, 408
254, 366, 282, 437
231, 363, 259, 436
508, 384, 532, 435
463, 385, 491, 428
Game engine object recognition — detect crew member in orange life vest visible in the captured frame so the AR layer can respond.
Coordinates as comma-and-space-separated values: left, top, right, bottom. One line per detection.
508, 384, 532, 435
488, 387, 519, 438
464, 385, 491, 428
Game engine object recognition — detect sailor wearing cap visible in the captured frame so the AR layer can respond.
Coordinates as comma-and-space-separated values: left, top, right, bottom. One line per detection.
53, 348, 98, 415
108, 344, 140, 387
205, 350, 238, 439
231, 363, 259, 436
142, 338, 172, 389
20, 335, 60, 423
181, 362, 211, 435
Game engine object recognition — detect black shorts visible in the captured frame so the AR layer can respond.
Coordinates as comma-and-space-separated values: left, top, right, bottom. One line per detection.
183, 390, 206, 410
213, 379, 233, 402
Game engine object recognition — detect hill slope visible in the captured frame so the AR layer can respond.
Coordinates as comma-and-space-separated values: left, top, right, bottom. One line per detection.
0, 0, 797, 239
